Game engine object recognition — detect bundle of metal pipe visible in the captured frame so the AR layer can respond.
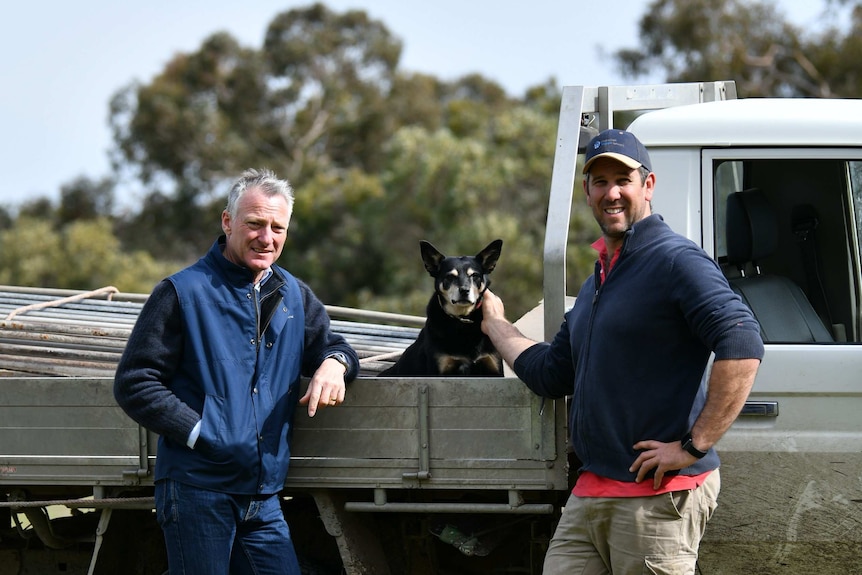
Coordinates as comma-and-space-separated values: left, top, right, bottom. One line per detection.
0, 285, 420, 377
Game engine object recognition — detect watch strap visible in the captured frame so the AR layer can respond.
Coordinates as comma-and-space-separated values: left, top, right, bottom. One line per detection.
681, 432, 708, 459
327, 352, 350, 375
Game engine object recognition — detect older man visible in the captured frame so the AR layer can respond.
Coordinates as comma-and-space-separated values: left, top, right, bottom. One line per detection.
115, 168, 358, 575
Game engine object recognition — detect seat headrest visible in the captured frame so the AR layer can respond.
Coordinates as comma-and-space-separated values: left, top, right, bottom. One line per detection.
726, 189, 778, 265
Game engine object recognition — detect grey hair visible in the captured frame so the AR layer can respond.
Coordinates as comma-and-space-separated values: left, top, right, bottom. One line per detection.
637, 166, 650, 184
226, 168, 294, 218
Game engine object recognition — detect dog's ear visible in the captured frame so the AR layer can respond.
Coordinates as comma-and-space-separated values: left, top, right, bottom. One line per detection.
476, 239, 503, 273
419, 240, 445, 276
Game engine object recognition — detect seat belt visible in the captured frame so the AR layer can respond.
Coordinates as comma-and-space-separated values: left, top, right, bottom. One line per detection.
791, 204, 834, 332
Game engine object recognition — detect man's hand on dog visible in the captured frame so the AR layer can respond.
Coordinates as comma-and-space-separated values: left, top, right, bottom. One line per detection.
480, 289, 539, 369
479, 288, 506, 321
300, 357, 346, 417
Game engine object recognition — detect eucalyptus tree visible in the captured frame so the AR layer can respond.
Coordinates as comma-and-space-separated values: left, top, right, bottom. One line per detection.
111, 3, 403, 189
108, 3, 404, 261
57, 176, 115, 225
614, 0, 862, 98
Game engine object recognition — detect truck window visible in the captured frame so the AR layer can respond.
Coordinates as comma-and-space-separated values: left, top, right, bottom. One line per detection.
713, 157, 862, 344
713, 160, 743, 260
852, 161, 862, 254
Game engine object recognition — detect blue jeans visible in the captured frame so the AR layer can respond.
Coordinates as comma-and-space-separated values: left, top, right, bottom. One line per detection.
155, 479, 301, 575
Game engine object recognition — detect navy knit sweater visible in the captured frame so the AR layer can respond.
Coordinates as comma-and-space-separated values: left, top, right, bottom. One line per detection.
514, 214, 764, 481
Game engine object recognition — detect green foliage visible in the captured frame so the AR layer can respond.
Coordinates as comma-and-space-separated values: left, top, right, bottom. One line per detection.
616, 0, 862, 97
0, 218, 62, 287
110, 32, 266, 186
57, 176, 115, 225
0, 207, 11, 231
0, 217, 179, 293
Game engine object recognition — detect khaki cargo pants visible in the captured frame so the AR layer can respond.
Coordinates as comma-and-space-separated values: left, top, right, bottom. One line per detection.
543, 469, 720, 575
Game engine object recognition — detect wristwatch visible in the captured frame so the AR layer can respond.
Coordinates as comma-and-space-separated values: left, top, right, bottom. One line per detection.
680, 432, 708, 459
327, 352, 350, 376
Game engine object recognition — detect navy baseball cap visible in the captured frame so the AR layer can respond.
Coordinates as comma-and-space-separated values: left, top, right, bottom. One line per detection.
582, 129, 652, 174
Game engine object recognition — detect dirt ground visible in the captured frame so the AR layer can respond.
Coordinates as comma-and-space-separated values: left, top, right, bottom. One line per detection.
697, 541, 862, 574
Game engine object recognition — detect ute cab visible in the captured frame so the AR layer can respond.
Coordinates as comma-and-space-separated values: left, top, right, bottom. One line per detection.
632, 97, 862, 345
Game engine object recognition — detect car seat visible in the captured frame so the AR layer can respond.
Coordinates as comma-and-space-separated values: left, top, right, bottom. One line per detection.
725, 189, 833, 342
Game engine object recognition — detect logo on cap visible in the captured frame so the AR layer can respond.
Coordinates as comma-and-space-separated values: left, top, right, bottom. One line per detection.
583, 129, 652, 175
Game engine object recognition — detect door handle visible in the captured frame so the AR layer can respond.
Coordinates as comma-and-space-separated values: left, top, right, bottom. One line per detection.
739, 401, 778, 417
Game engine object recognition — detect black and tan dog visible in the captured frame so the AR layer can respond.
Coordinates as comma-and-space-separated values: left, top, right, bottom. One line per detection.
381, 239, 504, 376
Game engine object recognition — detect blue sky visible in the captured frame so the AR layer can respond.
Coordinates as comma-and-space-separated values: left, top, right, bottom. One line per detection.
0, 0, 830, 209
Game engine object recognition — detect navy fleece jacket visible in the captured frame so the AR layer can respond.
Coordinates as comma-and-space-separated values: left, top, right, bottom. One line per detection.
514, 214, 764, 481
